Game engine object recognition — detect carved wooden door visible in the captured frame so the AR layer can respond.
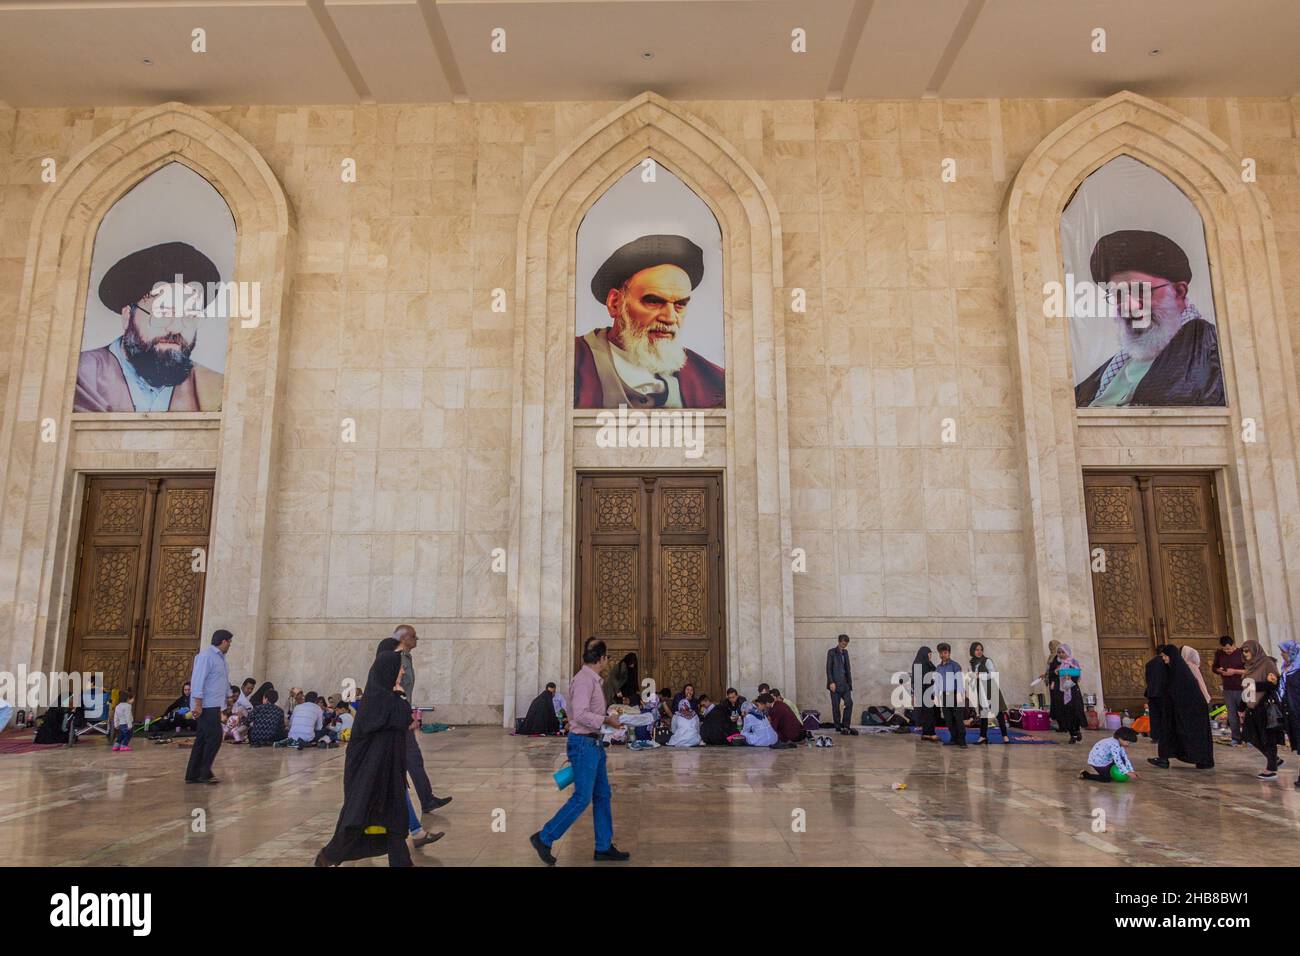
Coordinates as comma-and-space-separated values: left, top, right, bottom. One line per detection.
67, 475, 215, 720
575, 473, 725, 702
1084, 473, 1230, 713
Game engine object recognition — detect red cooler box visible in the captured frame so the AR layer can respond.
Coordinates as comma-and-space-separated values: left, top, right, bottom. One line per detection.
1020, 709, 1050, 731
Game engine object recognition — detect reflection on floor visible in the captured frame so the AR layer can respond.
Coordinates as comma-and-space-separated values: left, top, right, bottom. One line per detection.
1, 726, 1296, 866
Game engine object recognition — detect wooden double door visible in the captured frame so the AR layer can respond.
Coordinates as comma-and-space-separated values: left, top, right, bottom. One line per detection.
1083, 472, 1232, 713
66, 475, 215, 720
575, 473, 726, 701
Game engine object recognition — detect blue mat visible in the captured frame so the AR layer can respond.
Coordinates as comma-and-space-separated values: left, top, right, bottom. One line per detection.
909, 727, 1056, 744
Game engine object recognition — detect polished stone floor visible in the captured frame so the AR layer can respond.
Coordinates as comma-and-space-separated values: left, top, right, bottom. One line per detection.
2, 726, 1297, 867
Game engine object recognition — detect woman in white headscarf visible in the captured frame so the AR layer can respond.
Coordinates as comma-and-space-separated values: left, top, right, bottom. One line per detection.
666, 698, 702, 747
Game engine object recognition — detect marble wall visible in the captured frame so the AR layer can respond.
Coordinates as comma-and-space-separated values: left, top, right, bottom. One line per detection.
0, 94, 1296, 722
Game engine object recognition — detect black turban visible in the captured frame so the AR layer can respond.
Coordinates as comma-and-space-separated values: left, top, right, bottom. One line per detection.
1089, 230, 1191, 284
590, 234, 704, 303
98, 241, 221, 313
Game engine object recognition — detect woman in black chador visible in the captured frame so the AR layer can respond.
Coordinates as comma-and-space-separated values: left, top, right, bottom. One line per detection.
1147, 644, 1213, 770
910, 646, 938, 741
316, 645, 417, 867
1143, 649, 1169, 747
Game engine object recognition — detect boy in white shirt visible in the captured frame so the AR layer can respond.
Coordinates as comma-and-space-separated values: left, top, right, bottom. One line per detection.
112, 690, 135, 752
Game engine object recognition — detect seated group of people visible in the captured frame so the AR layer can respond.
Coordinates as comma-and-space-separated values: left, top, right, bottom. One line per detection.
660, 683, 808, 749
153, 678, 357, 749
224, 679, 356, 749
518, 677, 811, 750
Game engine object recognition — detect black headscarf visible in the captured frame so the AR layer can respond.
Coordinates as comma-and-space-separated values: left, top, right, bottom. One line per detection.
249, 682, 274, 707
912, 646, 935, 676
619, 653, 640, 702
352, 650, 407, 740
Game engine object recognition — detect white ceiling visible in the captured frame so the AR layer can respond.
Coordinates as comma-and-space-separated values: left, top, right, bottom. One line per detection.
1, 0, 1297, 107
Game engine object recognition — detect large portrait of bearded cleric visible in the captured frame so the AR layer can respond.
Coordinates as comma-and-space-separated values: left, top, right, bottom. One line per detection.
574, 162, 725, 409
74, 162, 235, 413
1061, 155, 1225, 408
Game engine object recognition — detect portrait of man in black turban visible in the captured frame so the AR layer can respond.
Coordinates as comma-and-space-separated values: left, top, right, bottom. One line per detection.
574, 232, 725, 409
1074, 229, 1224, 408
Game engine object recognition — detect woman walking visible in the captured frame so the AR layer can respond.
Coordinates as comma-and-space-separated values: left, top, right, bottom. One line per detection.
1279, 640, 1300, 788
316, 644, 440, 866
1238, 640, 1285, 780
1147, 644, 1213, 769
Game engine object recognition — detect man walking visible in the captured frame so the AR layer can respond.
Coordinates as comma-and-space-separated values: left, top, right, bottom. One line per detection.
935, 643, 967, 748
530, 639, 630, 865
1212, 634, 1245, 746
186, 629, 232, 784
392, 625, 452, 813
826, 633, 857, 735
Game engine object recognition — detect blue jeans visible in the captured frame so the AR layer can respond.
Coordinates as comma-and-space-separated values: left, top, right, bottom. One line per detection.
406, 793, 420, 834
540, 735, 612, 851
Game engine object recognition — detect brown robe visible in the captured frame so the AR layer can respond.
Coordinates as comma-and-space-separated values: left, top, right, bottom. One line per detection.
573, 334, 725, 409
74, 346, 223, 412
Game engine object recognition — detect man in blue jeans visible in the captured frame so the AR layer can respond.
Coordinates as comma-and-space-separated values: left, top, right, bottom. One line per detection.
529, 639, 631, 865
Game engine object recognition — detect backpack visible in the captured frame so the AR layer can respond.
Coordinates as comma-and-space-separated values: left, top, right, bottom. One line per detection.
801, 710, 821, 732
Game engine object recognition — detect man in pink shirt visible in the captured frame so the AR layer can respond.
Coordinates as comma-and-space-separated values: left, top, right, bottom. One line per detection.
530, 639, 631, 864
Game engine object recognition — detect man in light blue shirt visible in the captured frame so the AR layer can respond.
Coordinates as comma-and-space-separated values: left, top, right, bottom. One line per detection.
935, 643, 967, 748
186, 629, 232, 785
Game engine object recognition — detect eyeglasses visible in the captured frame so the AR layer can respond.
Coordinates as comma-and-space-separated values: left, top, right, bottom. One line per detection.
1102, 281, 1173, 311
131, 298, 205, 331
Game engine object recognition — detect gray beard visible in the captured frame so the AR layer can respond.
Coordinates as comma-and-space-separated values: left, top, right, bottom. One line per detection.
1117, 305, 1182, 362
612, 309, 688, 375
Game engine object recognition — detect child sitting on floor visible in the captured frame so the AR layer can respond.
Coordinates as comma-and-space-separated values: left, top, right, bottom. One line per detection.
112, 690, 135, 752
1079, 726, 1139, 782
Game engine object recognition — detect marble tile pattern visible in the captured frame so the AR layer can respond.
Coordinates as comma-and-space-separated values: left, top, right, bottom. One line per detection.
0, 93, 1297, 724
2, 727, 1296, 867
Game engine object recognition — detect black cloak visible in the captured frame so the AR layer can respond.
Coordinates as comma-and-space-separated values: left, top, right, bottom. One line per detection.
1143, 654, 1169, 744
699, 704, 735, 745
910, 646, 937, 729
319, 648, 413, 866
1047, 657, 1065, 728
519, 689, 560, 735
1157, 644, 1214, 767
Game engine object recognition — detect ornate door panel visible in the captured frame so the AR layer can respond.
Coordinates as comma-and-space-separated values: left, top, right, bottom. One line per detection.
139, 478, 215, 718
67, 475, 214, 719
1083, 476, 1157, 713
1146, 475, 1229, 697
576, 473, 725, 701
67, 479, 155, 707
1084, 472, 1231, 713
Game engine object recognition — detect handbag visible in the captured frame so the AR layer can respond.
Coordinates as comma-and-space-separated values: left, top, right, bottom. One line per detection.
553, 760, 574, 790
1265, 698, 1284, 731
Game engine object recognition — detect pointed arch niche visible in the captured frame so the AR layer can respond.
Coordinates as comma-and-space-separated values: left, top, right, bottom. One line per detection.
1001, 91, 1300, 700
0, 102, 294, 680
503, 92, 794, 721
